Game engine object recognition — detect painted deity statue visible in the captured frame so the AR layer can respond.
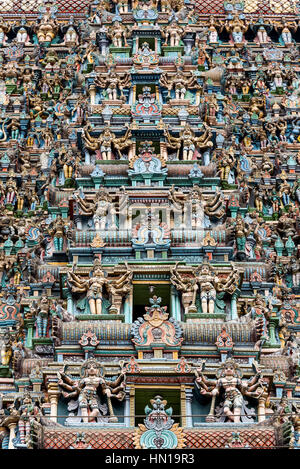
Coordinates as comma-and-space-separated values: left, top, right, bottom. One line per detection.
82, 122, 132, 159
35, 294, 51, 338
223, 14, 249, 45
171, 261, 240, 314
35, 11, 58, 44
58, 358, 126, 423
0, 17, 10, 46
75, 188, 117, 230
160, 70, 201, 101
49, 215, 66, 251
0, 330, 12, 366
161, 18, 187, 47
67, 260, 107, 315
17, 391, 41, 445
96, 68, 131, 101
195, 360, 266, 422
168, 185, 224, 230
234, 214, 250, 254
275, 18, 298, 46
107, 20, 129, 48
67, 259, 132, 315
165, 123, 213, 160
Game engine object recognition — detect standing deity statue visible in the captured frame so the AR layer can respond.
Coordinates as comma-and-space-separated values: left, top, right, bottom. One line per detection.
107, 20, 129, 48
165, 123, 213, 161
193, 261, 223, 314
82, 123, 132, 159
171, 261, 240, 314
223, 14, 249, 45
57, 146, 80, 181
35, 294, 51, 338
216, 148, 235, 182
95, 67, 131, 101
34, 11, 58, 44
195, 360, 266, 423
15, 21, 31, 45
63, 18, 79, 46
160, 70, 201, 101
68, 260, 107, 315
168, 185, 224, 230
17, 391, 41, 445
233, 214, 250, 254
275, 18, 298, 46
0, 330, 12, 366
75, 188, 117, 230
57, 358, 126, 423
250, 17, 272, 46
161, 18, 188, 47
49, 215, 66, 252
67, 259, 132, 315
0, 17, 10, 46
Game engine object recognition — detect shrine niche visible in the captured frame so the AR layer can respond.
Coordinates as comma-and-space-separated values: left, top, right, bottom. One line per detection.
131, 295, 183, 359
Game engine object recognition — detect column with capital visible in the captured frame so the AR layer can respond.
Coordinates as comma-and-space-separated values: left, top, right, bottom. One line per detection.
257, 391, 268, 423
7, 417, 19, 450
48, 380, 60, 423
185, 388, 193, 427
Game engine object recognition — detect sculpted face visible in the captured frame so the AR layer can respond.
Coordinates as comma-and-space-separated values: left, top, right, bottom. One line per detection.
200, 264, 210, 275
94, 266, 104, 278
86, 362, 99, 376
224, 364, 235, 376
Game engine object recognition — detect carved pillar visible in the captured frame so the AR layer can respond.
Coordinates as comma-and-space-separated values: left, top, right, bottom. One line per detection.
171, 286, 182, 321
124, 289, 133, 323
185, 388, 193, 428
48, 381, 60, 423
129, 385, 135, 428
109, 293, 123, 314
160, 141, 168, 162
268, 317, 279, 347
258, 392, 268, 423
180, 385, 187, 427
230, 291, 239, 321
84, 149, 90, 165
124, 388, 131, 428
89, 85, 96, 105
7, 419, 18, 449
67, 293, 73, 315
128, 142, 136, 161
24, 319, 35, 349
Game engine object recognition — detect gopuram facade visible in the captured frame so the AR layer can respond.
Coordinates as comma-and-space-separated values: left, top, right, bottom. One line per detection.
0, 0, 299, 450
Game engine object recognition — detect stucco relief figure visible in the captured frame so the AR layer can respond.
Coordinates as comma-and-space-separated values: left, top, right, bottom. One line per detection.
82, 123, 132, 159
34, 11, 58, 44
75, 188, 117, 230
168, 185, 224, 230
195, 360, 266, 422
223, 14, 249, 45
95, 68, 131, 102
67, 260, 132, 315
160, 70, 201, 101
58, 358, 126, 423
164, 123, 213, 161
171, 261, 240, 314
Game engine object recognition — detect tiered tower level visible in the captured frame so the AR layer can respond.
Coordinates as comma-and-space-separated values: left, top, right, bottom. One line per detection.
0, 0, 299, 450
